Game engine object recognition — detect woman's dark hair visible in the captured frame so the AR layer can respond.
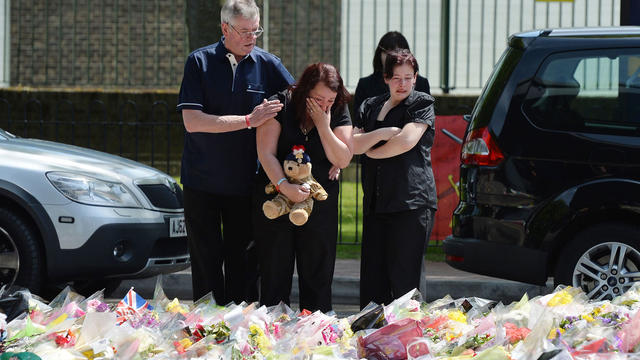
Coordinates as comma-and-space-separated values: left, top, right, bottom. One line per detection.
373, 31, 411, 74
290, 63, 351, 127
383, 49, 419, 79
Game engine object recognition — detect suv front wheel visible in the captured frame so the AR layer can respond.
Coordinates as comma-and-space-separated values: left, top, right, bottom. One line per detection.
0, 208, 43, 294
554, 223, 640, 300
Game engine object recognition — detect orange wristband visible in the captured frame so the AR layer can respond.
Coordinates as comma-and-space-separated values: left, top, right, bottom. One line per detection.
245, 115, 251, 129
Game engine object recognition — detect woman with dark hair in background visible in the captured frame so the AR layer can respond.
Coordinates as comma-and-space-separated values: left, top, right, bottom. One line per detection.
353, 49, 437, 308
353, 31, 431, 119
254, 63, 353, 312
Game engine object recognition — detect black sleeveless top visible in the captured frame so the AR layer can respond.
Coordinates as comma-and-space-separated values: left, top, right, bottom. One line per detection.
256, 89, 352, 197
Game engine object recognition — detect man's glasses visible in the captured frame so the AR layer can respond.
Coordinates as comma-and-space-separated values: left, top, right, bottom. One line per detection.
228, 23, 264, 38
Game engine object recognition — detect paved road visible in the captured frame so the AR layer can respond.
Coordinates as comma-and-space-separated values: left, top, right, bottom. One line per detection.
109, 259, 554, 316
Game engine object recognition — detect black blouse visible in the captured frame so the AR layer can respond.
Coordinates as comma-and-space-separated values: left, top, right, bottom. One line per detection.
353, 72, 431, 123
356, 90, 437, 214
258, 90, 352, 195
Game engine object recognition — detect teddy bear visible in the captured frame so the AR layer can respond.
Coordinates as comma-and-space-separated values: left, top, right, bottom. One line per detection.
263, 145, 328, 226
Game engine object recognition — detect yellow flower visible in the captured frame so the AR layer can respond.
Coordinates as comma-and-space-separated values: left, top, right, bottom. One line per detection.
179, 338, 193, 349
448, 310, 467, 323
341, 326, 354, 341
547, 327, 565, 339
592, 306, 603, 316
249, 324, 271, 355
166, 298, 188, 314
81, 349, 106, 359
445, 331, 462, 341
548, 289, 573, 306
581, 314, 594, 322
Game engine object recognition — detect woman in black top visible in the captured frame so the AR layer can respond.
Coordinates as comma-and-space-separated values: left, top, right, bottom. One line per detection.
254, 63, 352, 312
354, 49, 437, 309
353, 31, 431, 118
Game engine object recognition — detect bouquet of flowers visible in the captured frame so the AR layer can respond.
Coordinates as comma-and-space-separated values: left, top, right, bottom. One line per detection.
1, 281, 639, 359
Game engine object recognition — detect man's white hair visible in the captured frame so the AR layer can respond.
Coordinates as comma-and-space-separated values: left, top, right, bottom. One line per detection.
221, 0, 260, 24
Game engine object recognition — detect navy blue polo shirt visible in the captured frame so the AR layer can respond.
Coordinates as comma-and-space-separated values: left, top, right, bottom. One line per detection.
177, 38, 294, 195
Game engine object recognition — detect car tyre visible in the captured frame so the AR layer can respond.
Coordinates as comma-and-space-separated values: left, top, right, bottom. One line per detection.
0, 208, 43, 295
554, 222, 640, 301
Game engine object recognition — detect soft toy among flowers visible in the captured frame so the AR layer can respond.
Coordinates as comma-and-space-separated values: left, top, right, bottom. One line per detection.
263, 145, 328, 226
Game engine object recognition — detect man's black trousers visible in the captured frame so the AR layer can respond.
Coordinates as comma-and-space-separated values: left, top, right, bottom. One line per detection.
183, 186, 259, 305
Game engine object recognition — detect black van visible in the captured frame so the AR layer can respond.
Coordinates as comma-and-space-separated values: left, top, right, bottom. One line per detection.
443, 27, 640, 301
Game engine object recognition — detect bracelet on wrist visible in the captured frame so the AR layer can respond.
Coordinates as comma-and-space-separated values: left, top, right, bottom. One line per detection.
245, 115, 252, 129
275, 177, 287, 192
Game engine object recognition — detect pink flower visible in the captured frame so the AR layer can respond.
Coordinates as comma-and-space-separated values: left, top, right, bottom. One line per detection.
62, 302, 86, 318
504, 322, 531, 344
87, 299, 109, 312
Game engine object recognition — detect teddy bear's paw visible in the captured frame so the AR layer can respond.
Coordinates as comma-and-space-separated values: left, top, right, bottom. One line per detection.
289, 209, 309, 226
265, 183, 277, 194
263, 201, 283, 219
316, 192, 328, 201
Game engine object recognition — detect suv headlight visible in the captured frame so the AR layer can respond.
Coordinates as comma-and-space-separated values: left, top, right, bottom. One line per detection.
46, 172, 141, 208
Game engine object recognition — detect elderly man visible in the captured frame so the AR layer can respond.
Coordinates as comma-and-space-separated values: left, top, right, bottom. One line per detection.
177, 0, 294, 305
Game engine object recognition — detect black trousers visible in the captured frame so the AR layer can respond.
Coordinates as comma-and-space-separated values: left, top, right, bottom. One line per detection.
253, 186, 338, 313
183, 186, 258, 305
359, 207, 435, 309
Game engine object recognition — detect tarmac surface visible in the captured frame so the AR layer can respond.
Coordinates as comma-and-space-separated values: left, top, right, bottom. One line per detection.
110, 259, 555, 316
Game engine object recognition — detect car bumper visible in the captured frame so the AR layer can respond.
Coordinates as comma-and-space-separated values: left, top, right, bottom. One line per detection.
45, 219, 190, 281
442, 235, 549, 285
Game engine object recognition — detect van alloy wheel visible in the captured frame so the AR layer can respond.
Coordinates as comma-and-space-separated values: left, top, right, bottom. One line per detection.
572, 242, 640, 301
555, 223, 640, 301
0, 226, 20, 289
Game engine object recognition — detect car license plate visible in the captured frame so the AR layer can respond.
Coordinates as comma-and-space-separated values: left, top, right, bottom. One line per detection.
169, 217, 187, 238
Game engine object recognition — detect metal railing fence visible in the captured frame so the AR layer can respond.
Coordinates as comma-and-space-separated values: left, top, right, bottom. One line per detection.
3, 0, 622, 92
341, 0, 620, 92
0, 97, 383, 246
0, 0, 8, 87
0, 97, 184, 175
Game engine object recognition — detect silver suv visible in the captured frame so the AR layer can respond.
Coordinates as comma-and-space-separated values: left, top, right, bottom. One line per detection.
0, 127, 190, 296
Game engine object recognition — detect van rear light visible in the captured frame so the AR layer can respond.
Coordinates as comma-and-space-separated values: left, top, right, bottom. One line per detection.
461, 127, 504, 166
446, 255, 464, 262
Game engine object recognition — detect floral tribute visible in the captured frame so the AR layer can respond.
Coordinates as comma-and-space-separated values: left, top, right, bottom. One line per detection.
1, 281, 640, 359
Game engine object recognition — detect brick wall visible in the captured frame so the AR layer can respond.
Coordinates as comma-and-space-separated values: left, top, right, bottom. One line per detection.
9, 0, 342, 88
10, 0, 188, 88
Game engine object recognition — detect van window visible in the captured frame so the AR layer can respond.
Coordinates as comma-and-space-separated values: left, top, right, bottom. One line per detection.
522, 49, 640, 135
471, 47, 523, 129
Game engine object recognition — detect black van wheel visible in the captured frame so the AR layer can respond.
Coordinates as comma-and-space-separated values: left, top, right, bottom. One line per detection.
0, 208, 43, 295
554, 223, 640, 301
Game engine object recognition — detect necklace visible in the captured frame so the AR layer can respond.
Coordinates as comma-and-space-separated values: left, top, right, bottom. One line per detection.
300, 125, 310, 141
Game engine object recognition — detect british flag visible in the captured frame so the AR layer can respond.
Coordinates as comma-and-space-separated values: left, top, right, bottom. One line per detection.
115, 287, 153, 325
